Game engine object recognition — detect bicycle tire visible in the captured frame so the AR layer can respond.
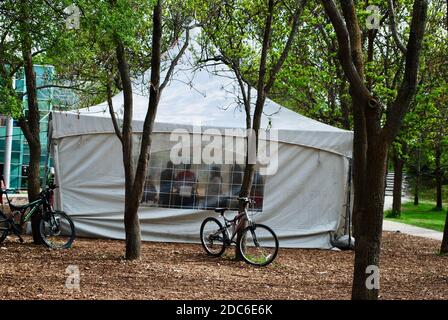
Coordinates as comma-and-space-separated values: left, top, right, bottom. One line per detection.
0, 212, 9, 244
39, 211, 76, 249
200, 217, 226, 257
238, 223, 279, 267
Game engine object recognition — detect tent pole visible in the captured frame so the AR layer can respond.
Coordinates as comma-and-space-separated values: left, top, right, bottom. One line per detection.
43, 113, 52, 187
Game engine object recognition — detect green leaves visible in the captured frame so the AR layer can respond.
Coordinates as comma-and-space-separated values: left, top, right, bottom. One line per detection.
196, 0, 302, 86
0, 84, 23, 119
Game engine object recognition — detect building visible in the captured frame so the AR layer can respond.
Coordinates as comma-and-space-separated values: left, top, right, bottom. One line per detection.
0, 65, 77, 189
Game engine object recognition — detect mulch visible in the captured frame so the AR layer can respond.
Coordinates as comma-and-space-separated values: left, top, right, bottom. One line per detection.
0, 231, 447, 300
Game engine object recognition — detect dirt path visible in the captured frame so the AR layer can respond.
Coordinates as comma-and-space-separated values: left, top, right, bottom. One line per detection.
0, 232, 446, 300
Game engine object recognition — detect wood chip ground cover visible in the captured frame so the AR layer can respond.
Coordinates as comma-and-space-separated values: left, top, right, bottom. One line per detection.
0, 232, 446, 300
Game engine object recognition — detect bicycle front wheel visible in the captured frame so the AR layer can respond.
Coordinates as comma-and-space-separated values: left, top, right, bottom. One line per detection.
200, 217, 226, 257
238, 224, 278, 267
39, 211, 76, 249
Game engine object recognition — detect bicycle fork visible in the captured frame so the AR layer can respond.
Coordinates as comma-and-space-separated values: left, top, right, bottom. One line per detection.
250, 228, 260, 247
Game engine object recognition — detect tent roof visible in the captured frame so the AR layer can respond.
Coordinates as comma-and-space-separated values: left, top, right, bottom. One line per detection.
51, 28, 353, 158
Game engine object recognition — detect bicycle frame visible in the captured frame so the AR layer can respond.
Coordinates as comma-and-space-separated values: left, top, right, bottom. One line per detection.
0, 183, 75, 248
1, 188, 53, 225
201, 196, 278, 267
220, 200, 255, 243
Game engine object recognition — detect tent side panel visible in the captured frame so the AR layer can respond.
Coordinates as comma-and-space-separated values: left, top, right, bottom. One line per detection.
53, 133, 348, 249
260, 143, 348, 247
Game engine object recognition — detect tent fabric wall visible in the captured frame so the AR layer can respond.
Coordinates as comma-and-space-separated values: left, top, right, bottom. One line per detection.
52, 132, 349, 248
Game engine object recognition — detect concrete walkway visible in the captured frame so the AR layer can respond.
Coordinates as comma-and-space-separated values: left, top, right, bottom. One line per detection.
383, 219, 443, 241
382, 195, 444, 241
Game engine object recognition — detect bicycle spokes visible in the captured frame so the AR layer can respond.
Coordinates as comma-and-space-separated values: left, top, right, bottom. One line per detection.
239, 224, 278, 267
200, 217, 226, 257
39, 212, 75, 249
204, 229, 223, 249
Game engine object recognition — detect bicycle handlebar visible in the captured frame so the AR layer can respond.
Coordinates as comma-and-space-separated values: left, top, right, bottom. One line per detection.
237, 197, 255, 205
221, 196, 255, 204
1, 185, 58, 196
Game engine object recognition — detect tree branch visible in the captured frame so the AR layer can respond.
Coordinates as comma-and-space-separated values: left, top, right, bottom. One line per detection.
160, 27, 190, 92
198, 55, 252, 121
265, 0, 307, 93
340, 0, 365, 78
321, 0, 371, 100
106, 81, 123, 144
382, 0, 428, 143
388, 0, 407, 55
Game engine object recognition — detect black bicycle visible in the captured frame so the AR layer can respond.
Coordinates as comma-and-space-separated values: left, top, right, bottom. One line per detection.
200, 197, 279, 267
0, 184, 76, 249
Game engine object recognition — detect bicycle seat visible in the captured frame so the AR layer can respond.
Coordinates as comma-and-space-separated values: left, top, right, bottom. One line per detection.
214, 208, 227, 214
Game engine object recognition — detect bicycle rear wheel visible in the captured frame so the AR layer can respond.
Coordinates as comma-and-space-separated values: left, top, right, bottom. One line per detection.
238, 224, 278, 267
39, 211, 76, 249
200, 217, 226, 257
0, 212, 9, 244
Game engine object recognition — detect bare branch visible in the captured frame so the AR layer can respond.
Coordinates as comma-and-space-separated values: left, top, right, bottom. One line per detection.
388, 0, 407, 54
31, 49, 45, 57
106, 81, 123, 144
198, 55, 252, 116
32, 84, 89, 92
339, 0, 365, 78
321, 0, 371, 100
160, 28, 190, 92
382, 0, 428, 143
265, 0, 307, 93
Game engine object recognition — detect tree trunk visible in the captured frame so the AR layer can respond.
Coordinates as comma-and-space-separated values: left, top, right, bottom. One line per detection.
322, 0, 428, 301
19, 4, 43, 244
114, 0, 163, 260
351, 138, 388, 300
116, 35, 140, 259
350, 96, 367, 239
236, 99, 265, 259
235, 161, 254, 259
336, 55, 351, 130
435, 143, 442, 211
123, 200, 141, 259
414, 148, 420, 205
235, 0, 274, 259
441, 209, 448, 254
391, 152, 405, 217
28, 142, 42, 242
414, 176, 419, 205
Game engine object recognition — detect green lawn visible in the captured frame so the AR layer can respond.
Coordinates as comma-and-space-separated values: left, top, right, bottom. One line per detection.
385, 202, 447, 232
418, 185, 448, 204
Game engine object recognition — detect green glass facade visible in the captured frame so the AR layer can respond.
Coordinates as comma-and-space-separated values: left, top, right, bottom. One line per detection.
0, 65, 76, 189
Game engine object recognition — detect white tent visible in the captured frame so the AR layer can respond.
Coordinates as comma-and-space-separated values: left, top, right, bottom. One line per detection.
49, 29, 353, 248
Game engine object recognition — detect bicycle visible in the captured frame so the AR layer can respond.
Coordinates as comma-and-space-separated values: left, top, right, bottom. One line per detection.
0, 184, 76, 249
200, 196, 279, 267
